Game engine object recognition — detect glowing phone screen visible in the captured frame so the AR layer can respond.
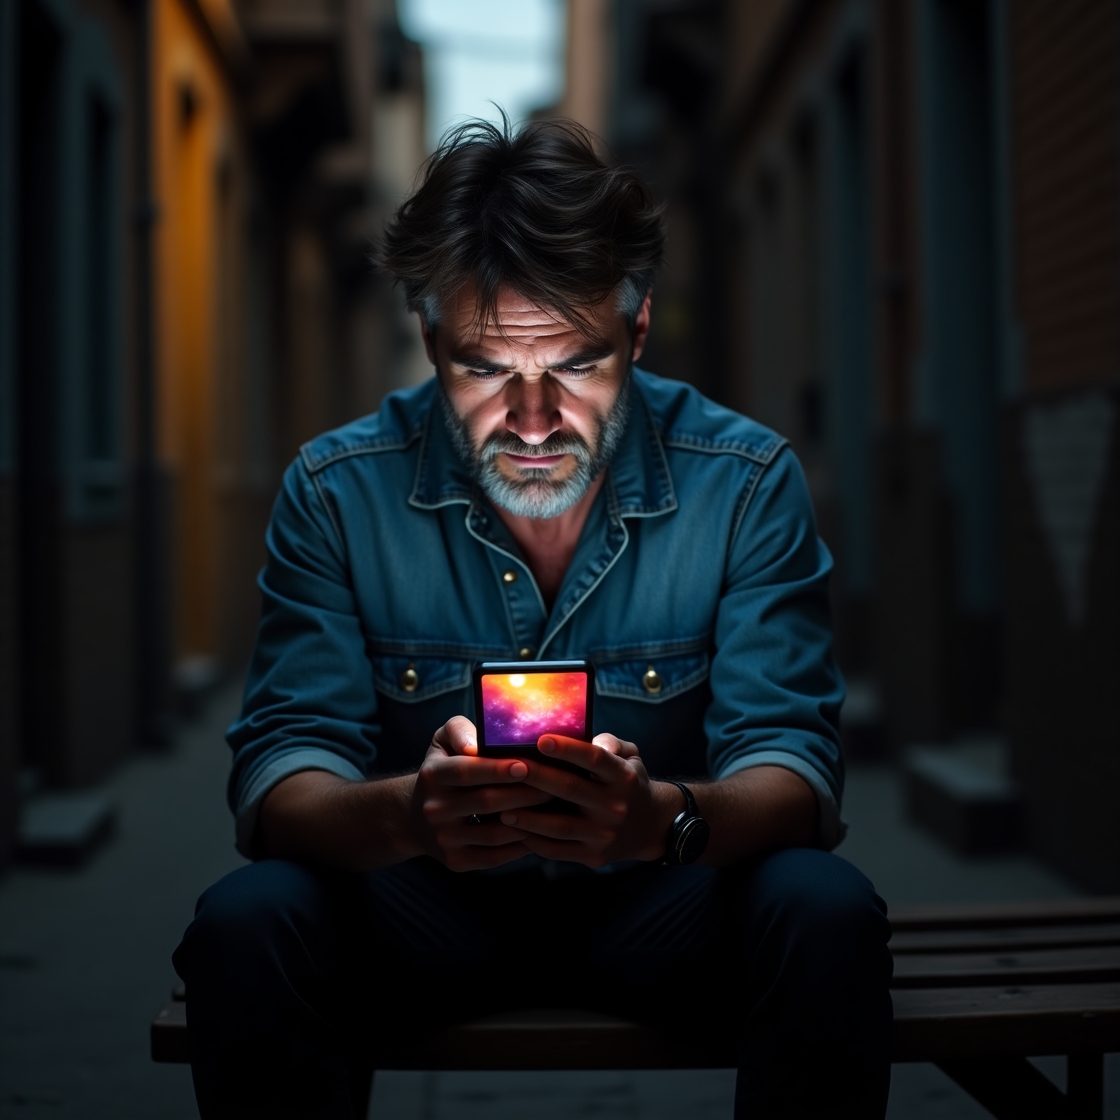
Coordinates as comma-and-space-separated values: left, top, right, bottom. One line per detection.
480, 671, 589, 746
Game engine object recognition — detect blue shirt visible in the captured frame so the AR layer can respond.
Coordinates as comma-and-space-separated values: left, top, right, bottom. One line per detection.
228, 370, 846, 858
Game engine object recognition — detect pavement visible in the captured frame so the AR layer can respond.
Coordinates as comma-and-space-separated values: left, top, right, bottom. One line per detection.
0, 682, 1115, 1118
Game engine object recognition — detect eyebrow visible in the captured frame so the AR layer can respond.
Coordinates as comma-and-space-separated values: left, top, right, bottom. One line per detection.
449, 342, 616, 371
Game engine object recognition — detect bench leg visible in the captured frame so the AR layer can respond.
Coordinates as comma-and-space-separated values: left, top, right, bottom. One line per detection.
936, 1056, 1072, 1119
1067, 1053, 1103, 1120
348, 1063, 373, 1119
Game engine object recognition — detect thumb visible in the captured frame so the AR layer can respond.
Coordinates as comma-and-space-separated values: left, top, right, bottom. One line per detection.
432, 715, 479, 756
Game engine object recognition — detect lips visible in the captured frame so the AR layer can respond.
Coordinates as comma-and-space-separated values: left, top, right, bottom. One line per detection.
502, 453, 568, 469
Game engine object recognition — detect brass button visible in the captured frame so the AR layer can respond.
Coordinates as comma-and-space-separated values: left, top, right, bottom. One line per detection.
519, 647, 535, 660
642, 666, 662, 695
502, 570, 517, 584
400, 666, 419, 693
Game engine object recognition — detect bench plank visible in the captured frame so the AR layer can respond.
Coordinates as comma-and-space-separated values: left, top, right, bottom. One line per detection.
154, 985, 1120, 1070
150, 1001, 735, 1071
890, 923, 1120, 955
890, 898, 1120, 932
381, 1009, 735, 1071
891, 982, 1120, 1062
893, 946, 1120, 988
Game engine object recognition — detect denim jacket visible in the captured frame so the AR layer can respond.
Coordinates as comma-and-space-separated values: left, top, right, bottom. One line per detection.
228, 369, 845, 858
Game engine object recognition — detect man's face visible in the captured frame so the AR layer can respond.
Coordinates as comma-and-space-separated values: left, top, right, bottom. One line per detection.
424, 285, 651, 519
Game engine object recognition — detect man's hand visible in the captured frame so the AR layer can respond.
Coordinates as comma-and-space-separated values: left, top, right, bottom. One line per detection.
498, 734, 681, 867
410, 716, 556, 872
261, 728, 817, 873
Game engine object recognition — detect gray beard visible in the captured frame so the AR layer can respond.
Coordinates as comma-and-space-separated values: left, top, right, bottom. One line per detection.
438, 371, 632, 519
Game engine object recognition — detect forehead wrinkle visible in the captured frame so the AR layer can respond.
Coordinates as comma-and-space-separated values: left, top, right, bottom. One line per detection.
451, 339, 616, 373
450, 323, 615, 369
440, 284, 624, 369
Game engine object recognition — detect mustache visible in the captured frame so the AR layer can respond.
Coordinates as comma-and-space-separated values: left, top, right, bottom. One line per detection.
479, 431, 591, 461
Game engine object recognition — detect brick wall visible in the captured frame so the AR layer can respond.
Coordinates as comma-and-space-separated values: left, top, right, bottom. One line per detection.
1011, 0, 1120, 392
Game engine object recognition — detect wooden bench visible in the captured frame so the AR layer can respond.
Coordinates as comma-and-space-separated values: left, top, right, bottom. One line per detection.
152, 896, 1120, 1118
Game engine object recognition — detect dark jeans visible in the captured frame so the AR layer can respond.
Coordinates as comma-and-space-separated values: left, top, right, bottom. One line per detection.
173, 850, 892, 1119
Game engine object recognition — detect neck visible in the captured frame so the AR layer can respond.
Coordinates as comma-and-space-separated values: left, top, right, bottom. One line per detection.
493, 472, 606, 610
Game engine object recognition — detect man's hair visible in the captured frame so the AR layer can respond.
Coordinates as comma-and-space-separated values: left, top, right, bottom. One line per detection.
377, 115, 665, 335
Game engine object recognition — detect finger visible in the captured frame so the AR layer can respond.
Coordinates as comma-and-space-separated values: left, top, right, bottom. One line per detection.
499, 807, 612, 845
536, 735, 627, 778
516, 762, 626, 819
516, 759, 596, 803
467, 785, 555, 814
440, 821, 531, 847
421, 784, 553, 828
592, 733, 640, 759
426, 753, 530, 787
423, 786, 554, 824
432, 715, 480, 757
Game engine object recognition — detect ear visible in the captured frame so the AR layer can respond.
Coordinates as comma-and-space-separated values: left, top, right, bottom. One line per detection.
630, 293, 653, 363
419, 315, 437, 365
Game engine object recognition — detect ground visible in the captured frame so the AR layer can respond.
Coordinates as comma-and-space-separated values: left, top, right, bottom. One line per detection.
0, 683, 1115, 1118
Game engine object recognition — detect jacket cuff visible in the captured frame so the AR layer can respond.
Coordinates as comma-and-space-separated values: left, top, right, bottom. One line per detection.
235, 747, 366, 859
716, 751, 847, 850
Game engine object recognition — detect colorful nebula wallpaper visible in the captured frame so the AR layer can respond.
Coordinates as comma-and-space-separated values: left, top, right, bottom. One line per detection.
480, 672, 589, 746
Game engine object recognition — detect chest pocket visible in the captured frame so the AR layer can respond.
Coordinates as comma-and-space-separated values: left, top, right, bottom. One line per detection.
592, 649, 712, 779
369, 653, 474, 773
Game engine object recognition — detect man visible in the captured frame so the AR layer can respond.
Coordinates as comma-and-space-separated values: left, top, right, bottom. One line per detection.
175, 119, 892, 1119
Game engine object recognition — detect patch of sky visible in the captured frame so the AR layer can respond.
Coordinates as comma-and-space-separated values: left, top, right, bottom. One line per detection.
398, 0, 566, 151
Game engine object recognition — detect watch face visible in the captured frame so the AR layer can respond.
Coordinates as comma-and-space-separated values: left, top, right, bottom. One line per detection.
677, 817, 711, 865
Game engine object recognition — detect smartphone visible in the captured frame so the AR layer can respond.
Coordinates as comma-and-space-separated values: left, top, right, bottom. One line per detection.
473, 660, 594, 777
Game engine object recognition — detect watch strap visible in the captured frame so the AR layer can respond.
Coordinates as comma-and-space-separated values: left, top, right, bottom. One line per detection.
662, 780, 705, 866
667, 780, 698, 819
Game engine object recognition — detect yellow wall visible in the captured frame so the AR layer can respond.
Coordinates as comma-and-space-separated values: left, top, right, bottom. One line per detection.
153, 0, 245, 660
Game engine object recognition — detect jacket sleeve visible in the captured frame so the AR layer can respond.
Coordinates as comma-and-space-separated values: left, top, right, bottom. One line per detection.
226, 455, 380, 858
705, 445, 846, 849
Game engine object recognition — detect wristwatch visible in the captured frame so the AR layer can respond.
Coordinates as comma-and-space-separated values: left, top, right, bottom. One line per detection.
662, 781, 710, 866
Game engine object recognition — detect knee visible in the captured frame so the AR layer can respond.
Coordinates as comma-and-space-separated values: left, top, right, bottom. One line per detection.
174, 860, 334, 983
731, 851, 892, 1053
742, 849, 890, 964
198, 859, 327, 937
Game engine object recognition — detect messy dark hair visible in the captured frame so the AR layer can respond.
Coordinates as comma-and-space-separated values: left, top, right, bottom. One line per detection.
376, 114, 665, 336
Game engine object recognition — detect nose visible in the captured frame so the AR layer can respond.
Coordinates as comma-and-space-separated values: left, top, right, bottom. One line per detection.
505, 374, 561, 445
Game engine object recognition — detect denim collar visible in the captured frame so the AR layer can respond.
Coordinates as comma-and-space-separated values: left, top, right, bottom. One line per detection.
408, 371, 678, 519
